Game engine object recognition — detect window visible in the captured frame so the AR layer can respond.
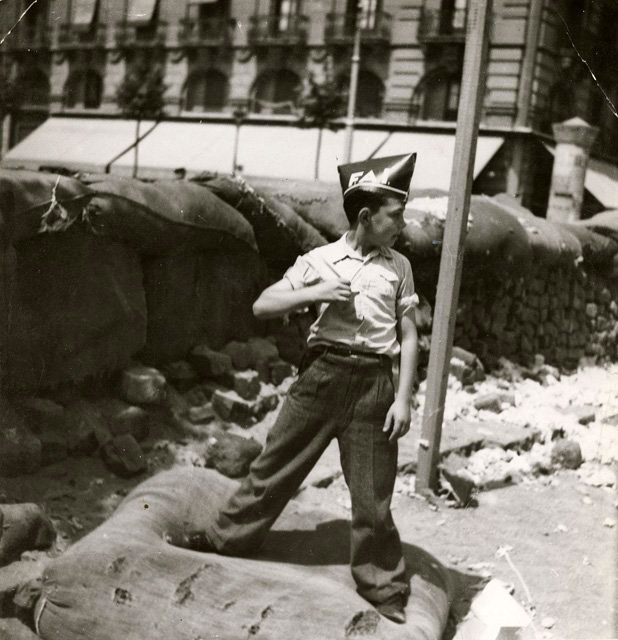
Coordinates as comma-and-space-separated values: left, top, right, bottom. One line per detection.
63, 70, 102, 109
338, 69, 384, 118
250, 69, 301, 114
412, 68, 461, 121
271, 0, 301, 32
184, 70, 228, 112
17, 67, 50, 108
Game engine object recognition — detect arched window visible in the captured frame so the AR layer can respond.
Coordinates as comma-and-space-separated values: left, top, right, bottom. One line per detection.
411, 68, 461, 122
17, 67, 50, 108
250, 69, 301, 114
184, 69, 229, 112
337, 69, 384, 118
63, 70, 102, 109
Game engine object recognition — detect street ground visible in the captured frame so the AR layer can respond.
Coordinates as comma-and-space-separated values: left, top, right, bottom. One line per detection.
0, 363, 616, 640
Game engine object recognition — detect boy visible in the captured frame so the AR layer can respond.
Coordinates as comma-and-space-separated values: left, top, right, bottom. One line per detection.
181, 153, 419, 624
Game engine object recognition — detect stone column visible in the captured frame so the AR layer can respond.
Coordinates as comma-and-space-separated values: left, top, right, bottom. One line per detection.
546, 117, 598, 223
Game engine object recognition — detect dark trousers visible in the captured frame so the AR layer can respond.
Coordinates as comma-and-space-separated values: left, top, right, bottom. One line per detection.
209, 350, 408, 604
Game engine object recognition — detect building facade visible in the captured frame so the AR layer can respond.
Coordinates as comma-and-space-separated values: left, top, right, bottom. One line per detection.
1, 0, 618, 215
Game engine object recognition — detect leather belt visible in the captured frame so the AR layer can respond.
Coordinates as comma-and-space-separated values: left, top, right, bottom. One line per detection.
312, 344, 390, 362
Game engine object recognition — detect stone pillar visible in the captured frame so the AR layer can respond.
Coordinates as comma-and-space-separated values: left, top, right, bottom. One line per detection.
546, 117, 598, 223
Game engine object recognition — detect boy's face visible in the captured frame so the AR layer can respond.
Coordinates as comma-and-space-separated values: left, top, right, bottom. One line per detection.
363, 196, 407, 248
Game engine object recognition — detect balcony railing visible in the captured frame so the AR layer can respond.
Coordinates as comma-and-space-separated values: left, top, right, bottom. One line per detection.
115, 21, 168, 48
57, 23, 108, 49
325, 11, 392, 45
178, 17, 233, 47
247, 14, 308, 47
417, 8, 467, 43
8, 24, 51, 50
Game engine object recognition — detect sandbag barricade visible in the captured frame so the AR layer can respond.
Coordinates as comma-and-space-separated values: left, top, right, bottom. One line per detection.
84, 179, 257, 256
248, 176, 349, 241
196, 175, 327, 269
0, 169, 94, 244
31, 467, 454, 640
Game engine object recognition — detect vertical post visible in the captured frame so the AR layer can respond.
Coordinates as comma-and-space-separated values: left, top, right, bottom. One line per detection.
343, 2, 362, 162
546, 117, 598, 223
415, 0, 493, 493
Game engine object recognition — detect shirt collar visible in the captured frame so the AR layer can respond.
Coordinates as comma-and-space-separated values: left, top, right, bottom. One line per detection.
330, 233, 394, 264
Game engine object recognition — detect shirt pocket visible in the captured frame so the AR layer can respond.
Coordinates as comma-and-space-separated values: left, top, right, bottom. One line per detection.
368, 269, 399, 300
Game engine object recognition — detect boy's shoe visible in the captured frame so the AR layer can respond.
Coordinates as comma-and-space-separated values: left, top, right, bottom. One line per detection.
166, 529, 215, 552
184, 529, 216, 552
375, 592, 407, 624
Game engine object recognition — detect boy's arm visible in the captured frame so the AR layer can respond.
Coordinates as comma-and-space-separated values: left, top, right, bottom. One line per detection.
383, 313, 418, 442
253, 276, 352, 320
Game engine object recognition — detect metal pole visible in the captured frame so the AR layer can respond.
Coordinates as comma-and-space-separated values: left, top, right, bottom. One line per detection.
415, 0, 493, 493
343, 2, 362, 163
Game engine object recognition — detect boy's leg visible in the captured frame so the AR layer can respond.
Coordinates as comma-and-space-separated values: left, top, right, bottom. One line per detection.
208, 353, 339, 555
338, 363, 408, 605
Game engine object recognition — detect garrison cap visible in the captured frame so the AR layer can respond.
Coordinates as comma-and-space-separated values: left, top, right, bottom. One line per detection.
337, 153, 417, 200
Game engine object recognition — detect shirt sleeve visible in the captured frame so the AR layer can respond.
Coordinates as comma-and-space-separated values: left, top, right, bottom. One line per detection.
283, 254, 322, 290
396, 257, 419, 318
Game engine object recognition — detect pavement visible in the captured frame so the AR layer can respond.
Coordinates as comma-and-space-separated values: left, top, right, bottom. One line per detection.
302, 415, 541, 488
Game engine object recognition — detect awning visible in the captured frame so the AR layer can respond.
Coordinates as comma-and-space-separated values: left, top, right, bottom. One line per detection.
1, 117, 143, 174
126, 0, 158, 23
584, 157, 618, 209
72, 0, 98, 27
542, 143, 618, 209
368, 132, 504, 191
2, 116, 505, 187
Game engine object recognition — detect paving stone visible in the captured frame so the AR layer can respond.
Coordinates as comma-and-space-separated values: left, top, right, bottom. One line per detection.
551, 439, 583, 469
204, 431, 262, 478
247, 337, 279, 368
211, 389, 257, 426
96, 398, 149, 441
269, 359, 294, 386
100, 434, 146, 478
188, 403, 216, 424
65, 400, 111, 457
190, 345, 233, 378
233, 370, 261, 400
557, 404, 596, 425
256, 384, 280, 416
121, 366, 167, 404
474, 393, 503, 413
161, 360, 199, 393
222, 341, 253, 371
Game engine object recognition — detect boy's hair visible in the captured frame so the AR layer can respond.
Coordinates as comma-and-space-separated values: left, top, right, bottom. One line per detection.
343, 188, 404, 226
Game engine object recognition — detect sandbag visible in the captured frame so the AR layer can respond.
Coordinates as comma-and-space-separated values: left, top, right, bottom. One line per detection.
248, 176, 349, 241
0, 169, 94, 244
491, 193, 581, 267
197, 175, 327, 268
7, 225, 146, 391
84, 179, 257, 255
577, 210, 618, 244
465, 196, 533, 274
0, 504, 56, 566
560, 224, 618, 266
33, 467, 453, 640
139, 251, 267, 363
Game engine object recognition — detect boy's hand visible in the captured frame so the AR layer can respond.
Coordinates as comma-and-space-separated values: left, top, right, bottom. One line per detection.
383, 398, 411, 442
311, 278, 353, 303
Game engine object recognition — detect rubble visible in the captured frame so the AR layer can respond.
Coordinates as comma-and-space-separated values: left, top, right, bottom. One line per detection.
550, 439, 583, 470
189, 345, 233, 378
204, 432, 262, 478
100, 434, 147, 478
120, 366, 167, 404
0, 404, 42, 477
